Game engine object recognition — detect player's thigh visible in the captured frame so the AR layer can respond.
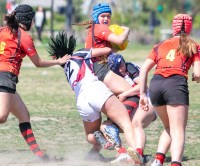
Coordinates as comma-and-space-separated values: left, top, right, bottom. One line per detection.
83, 118, 102, 136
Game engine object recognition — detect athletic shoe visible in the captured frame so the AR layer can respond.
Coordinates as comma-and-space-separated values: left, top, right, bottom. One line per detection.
127, 147, 144, 164
143, 155, 154, 165
103, 124, 121, 148
151, 159, 163, 166
84, 148, 111, 163
37, 154, 64, 162
110, 153, 132, 164
94, 131, 115, 150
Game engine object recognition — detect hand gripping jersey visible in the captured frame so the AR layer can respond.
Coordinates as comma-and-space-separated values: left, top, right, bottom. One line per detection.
64, 49, 113, 122
64, 49, 98, 97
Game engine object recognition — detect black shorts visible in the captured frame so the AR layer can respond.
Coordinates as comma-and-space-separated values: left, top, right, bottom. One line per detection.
149, 74, 189, 106
0, 72, 18, 94
93, 61, 110, 81
107, 95, 139, 121
123, 96, 140, 115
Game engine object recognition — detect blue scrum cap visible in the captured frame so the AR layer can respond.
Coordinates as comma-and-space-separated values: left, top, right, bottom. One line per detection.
107, 53, 125, 75
92, 3, 112, 24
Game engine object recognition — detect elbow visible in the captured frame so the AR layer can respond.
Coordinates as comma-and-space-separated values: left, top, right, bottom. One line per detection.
193, 73, 200, 82
117, 39, 127, 45
34, 63, 41, 68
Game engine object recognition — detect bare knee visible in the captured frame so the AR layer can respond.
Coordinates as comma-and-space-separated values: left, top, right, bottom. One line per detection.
0, 116, 8, 123
132, 120, 143, 128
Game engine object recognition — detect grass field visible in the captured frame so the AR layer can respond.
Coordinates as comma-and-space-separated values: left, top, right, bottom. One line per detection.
0, 42, 200, 166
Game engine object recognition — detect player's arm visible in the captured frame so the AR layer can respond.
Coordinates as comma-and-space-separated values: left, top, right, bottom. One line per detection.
91, 47, 112, 57
107, 26, 130, 45
117, 78, 140, 101
192, 61, 200, 82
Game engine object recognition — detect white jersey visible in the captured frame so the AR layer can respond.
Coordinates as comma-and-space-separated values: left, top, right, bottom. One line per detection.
64, 49, 113, 122
64, 49, 98, 97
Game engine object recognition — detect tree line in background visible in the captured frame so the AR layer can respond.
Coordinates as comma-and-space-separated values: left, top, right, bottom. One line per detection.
1, 0, 200, 44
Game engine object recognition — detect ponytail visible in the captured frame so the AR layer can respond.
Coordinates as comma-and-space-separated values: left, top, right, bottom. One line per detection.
72, 20, 93, 29
4, 11, 19, 35
176, 32, 197, 57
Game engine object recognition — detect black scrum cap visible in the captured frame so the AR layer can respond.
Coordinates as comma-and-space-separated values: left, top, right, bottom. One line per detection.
15, 4, 35, 31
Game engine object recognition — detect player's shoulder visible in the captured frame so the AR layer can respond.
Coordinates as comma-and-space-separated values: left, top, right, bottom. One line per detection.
73, 48, 91, 57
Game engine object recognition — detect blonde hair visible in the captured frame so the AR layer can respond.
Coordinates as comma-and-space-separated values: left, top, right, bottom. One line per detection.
176, 33, 197, 57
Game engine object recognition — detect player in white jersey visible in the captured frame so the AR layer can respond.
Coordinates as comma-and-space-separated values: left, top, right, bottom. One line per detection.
64, 48, 139, 161
48, 32, 139, 163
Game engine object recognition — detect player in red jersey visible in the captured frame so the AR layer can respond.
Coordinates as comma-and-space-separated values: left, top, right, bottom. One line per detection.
140, 14, 200, 166
0, 4, 70, 160
84, 3, 132, 95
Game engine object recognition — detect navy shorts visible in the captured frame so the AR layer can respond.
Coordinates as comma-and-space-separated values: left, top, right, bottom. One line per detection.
93, 61, 110, 81
149, 74, 189, 106
0, 72, 18, 94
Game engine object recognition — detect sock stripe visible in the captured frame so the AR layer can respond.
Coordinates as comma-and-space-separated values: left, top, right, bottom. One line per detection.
26, 136, 36, 143
19, 123, 44, 157
28, 140, 38, 147
32, 147, 41, 153
22, 129, 33, 137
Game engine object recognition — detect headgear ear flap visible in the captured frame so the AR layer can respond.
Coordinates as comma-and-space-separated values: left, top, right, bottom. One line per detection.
15, 4, 35, 31
92, 3, 112, 24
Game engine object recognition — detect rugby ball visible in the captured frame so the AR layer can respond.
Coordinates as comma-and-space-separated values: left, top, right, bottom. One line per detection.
108, 24, 128, 51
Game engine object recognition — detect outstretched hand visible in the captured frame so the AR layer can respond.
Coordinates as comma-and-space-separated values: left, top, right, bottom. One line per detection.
57, 54, 71, 65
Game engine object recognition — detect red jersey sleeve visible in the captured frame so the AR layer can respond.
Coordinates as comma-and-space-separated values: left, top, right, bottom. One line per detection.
147, 47, 157, 62
95, 24, 112, 40
85, 24, 112, 48
20, 29, 38, 57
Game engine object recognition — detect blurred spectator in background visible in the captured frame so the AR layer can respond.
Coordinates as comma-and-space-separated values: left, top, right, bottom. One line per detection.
34, 6, 46, 41
148, 10, 160, 35
6, 0, 18, 14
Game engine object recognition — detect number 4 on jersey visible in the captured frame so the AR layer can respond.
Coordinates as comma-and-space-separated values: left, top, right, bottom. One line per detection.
166, 49, 175, 61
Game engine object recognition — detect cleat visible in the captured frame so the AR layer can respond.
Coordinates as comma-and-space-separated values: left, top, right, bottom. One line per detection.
37, 153, 64, 162
151, 159, 163, 166
110, 153, 132, 164
127, 147, 144, 164
143, 155, 154, 165
94, 131, 115, 150
103, 124, 121, 148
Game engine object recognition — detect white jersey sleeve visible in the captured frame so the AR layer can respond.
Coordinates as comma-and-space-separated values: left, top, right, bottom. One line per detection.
64, 49, 98, 96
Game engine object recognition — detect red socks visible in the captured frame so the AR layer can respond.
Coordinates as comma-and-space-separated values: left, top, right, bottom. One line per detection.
155, 153, 182, 166
19, 122, 44, 157
136, 148, 144, 156
155, 152, 166, 164
171, 161, 182, 166
117, 147, 127, 154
